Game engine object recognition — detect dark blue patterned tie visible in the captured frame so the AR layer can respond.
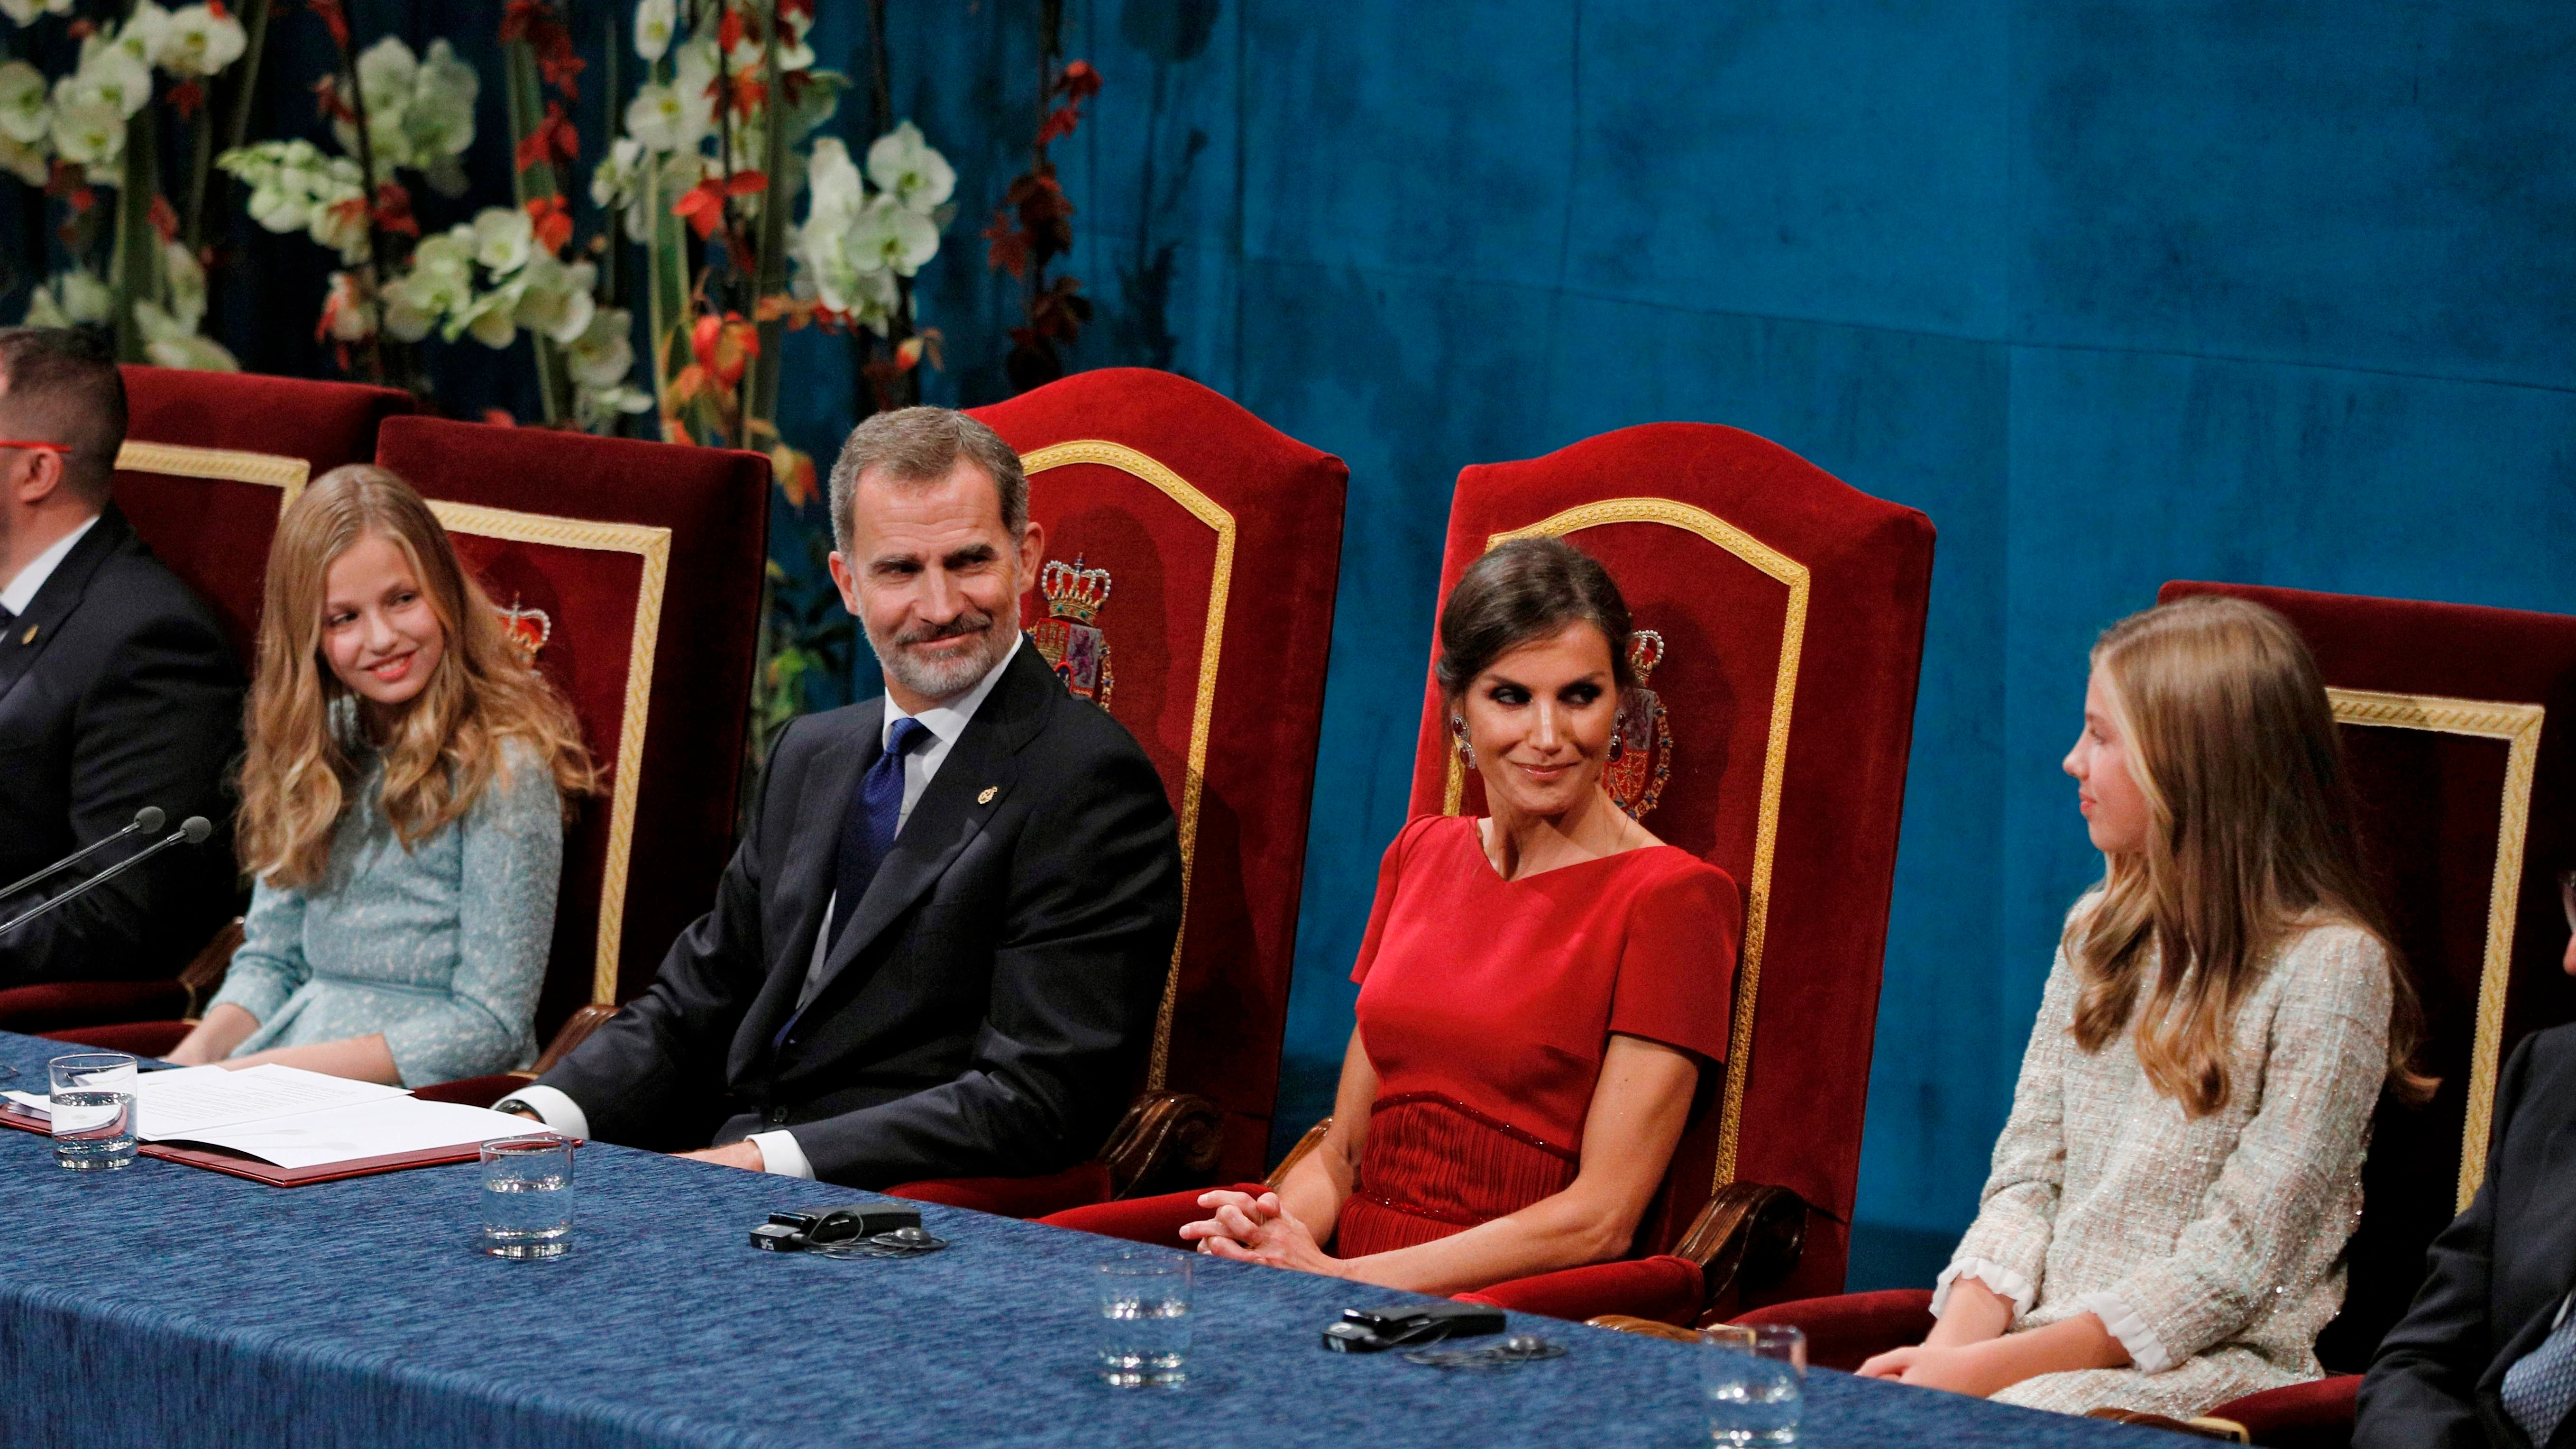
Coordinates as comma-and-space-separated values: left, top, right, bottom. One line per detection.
830, 716, 930, 952
2503, 1298, 2576, 1447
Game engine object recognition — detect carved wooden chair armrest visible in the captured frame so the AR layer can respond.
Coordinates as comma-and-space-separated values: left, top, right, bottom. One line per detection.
1671, 1181, 1809, 1319
1095, 1090, 1226, 1199
2083, 1409, 2249, 1443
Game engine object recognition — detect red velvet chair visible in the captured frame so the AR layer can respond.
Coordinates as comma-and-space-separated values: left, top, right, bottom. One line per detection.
884, 368, 1348, 1211
1043, 423, 1936, 1320
1722, 583, 2576, 1449
0, 367, 408, 1036
378, 419, 771, 1095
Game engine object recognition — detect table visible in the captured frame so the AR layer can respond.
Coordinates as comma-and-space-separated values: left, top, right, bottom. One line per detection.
0, 1032, 2176, 1448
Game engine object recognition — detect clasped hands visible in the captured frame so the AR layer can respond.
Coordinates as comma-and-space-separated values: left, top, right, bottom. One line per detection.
1177, 1189, 1341, 1277
1853, 1340, 2023, 1398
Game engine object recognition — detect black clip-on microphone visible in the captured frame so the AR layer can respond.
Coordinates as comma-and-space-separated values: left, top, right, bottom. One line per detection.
0, 806, 166, 903
0, 816, 211, 938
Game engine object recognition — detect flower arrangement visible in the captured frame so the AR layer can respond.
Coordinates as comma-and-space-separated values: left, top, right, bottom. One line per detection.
983, 0, 1098, 393
2, 0, 253, 368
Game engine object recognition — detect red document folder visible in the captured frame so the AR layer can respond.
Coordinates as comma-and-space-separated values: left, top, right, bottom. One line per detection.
0, 1101, 572, 1186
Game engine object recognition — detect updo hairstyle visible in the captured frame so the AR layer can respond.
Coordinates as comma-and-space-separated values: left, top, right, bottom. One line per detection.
1434, 537, 1635, 701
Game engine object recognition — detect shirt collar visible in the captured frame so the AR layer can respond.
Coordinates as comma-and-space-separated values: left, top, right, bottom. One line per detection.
881, 631, 1022, 751
0, 511, 101, 616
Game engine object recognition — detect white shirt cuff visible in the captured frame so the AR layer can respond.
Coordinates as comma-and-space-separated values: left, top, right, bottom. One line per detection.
494, 1084, 589, 1140
1933, 1257, 2037, 1319
749, 1128, 815, 1180
2072, 1291, 2173, 1373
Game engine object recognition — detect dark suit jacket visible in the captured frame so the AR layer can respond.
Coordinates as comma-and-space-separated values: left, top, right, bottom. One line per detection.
0, 505, 242, 985
2359, 1025, 2576, 1449
538, 642, 1184, 1186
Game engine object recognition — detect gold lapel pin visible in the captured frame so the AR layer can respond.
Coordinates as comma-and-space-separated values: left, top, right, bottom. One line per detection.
977, 786, 998, 805
18, 624, 32, 645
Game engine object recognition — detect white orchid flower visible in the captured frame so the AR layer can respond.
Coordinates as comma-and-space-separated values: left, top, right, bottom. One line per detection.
159, 4, 248, 77
407, 39, 478, 156
673, 38, 722, 128
450, 276, 531, 348
110, 4, 171, 69
623, 83, 705, 154
865, 121, 956, 215
0, 135, 48, 186
633, 0, 677, 62
574, 383, 654, 430
0, 60, 52, 146
243, 181, 309, 232
849, 194, 941, 276
60, 48, 153, 119
512, 255, 599, 345
24, 269, 112, 327
566, 307, 638, 390
162, 239, 208, 330
355, 35, 420, 109
49, 98, 125, 166
133, 301, 240, 371
305, 188, 372, 265
803, 137, 863, 234
321, 271, 377, 342
0, 0, 43, 26
377, 275, 437, 343
472, 206, 535, 276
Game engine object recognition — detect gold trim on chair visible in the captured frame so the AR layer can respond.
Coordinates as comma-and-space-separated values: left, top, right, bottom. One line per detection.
116, 440, 312, 504
1447, 497, 1811, 1193
1018, 440, 1238, 1092
2327, 687, 2545, 1213
424, 499, 674, 1007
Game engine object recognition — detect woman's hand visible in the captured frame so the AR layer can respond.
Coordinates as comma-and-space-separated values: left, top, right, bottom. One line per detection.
1178, 1190, 1342, 1277
1854, 1342, 2017, 1397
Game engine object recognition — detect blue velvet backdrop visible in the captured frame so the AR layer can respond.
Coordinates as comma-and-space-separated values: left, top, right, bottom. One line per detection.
9, 1, 2572, 1284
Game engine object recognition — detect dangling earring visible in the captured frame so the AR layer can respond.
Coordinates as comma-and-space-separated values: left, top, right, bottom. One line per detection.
1607, 733, 1625, 762
1451, 714, 1475, 768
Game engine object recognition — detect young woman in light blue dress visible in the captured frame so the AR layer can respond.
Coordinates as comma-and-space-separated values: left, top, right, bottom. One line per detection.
164, 465, 595, 1087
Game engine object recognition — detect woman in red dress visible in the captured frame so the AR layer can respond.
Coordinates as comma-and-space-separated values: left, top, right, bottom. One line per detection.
1173, 537, 1738, 1294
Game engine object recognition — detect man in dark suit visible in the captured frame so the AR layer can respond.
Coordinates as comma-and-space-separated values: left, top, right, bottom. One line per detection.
499, 407, 1183, 1187
2358, 921, 2576, 1449
0, 327, 241, 985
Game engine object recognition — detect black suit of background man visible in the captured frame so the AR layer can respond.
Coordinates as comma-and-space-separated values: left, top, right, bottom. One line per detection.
2361, 1023, 2576, 1448
0, 504, 242, 985
536, 642, 1184, 1186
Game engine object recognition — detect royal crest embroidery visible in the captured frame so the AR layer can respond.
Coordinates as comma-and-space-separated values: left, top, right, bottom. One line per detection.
1604, 630, 1672, 821
495, 596, 552, 661
1031, 555, 1114, 710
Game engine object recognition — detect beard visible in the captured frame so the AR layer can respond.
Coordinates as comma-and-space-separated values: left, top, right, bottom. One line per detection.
870, 591, 1021, 702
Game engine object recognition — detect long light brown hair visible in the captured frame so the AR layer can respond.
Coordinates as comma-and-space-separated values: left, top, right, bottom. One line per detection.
2067, 595, 2432, 1115
237, 464, 596, 888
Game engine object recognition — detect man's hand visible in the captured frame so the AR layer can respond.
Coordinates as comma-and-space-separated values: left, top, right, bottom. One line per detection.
675, 1139, 768, 1172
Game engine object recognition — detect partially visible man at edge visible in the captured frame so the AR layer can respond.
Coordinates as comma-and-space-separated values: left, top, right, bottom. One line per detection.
0, 327, 242, 986
498, 406, 1185, 1187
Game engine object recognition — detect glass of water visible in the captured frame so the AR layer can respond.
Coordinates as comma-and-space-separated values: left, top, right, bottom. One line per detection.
1097, 1251, 1192, 1388
1703, 1322, 1806, 1447
479, 1133, 573, 1258
49, 1052, 138, 1170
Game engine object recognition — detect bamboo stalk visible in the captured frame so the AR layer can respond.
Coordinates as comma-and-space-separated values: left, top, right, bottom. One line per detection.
743, 8, 788, 433
501, 37, 569, 424
108, 108, 160, 363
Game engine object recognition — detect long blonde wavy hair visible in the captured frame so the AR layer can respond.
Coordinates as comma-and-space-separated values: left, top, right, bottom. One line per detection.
238, 464, 597, 888
2067, 595, 2432, 1116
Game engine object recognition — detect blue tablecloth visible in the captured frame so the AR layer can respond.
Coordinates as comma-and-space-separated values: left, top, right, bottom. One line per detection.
0, 1031, 2172, 1448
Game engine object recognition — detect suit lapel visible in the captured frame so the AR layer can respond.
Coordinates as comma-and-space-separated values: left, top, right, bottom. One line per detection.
798, 645, 1049, 1006
733, 703, 882, 1070
0, 509, 125, 702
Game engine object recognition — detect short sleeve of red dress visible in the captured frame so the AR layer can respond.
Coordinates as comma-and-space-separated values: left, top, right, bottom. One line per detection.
1335, 816, 1740, 1255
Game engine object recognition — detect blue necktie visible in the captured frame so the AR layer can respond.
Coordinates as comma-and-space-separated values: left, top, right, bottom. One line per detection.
830, 715, 930, 952
2503, 1296, 2576, 1447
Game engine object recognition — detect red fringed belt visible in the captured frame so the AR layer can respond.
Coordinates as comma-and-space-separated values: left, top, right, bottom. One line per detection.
1335, 1093, 1578, 1258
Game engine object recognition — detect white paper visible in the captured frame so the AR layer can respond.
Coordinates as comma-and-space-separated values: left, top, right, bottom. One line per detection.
128, 1064, 407, 1140
161, 1098, 538, 1169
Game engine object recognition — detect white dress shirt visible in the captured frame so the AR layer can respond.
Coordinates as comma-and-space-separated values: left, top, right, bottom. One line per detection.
503, 635, 1024, 1181
0, 511, 99, 616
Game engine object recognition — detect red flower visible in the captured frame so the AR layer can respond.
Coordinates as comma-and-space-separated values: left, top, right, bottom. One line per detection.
689, 311, 760, 387
371, 182, 420, 238
515, 102, 580, 174
716, 6, 746, 54
982, 211, 1031, 279
166, 81, 205, 119
1036, 104, 1082, 147
303, 0, 349, 51
146, 195, 179, 242
1058, 60, 1102, 101
310, 74, 357, 126
525, 195, 573, 255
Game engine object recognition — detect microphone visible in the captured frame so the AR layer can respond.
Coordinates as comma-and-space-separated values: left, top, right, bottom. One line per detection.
0, 806, 167, 902
0, 816, 213, 939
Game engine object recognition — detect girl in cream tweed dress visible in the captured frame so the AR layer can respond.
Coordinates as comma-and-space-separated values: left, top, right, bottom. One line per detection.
1861, 596, 2428, 1420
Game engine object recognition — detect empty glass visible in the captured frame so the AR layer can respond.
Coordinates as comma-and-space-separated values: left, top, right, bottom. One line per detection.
479, 1134, 573, 1258
1096, 1251, 1192, 1387
49, 1052, 138, 1170
1703, 1322, 1806, 1447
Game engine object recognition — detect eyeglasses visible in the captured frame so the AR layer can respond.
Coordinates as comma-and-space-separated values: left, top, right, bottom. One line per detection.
0, 440, 72, 455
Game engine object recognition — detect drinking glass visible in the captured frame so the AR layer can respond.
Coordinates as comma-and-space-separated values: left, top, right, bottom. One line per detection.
49, 1052, 138, 1170
1096, 1251, 1192, 1387
479, 1134, 573, 1258
1702, 1323, 1806, 1447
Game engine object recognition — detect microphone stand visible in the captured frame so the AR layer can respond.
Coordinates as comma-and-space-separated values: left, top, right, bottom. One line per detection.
0, 818, 211, 939
0, 807, 165, 902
